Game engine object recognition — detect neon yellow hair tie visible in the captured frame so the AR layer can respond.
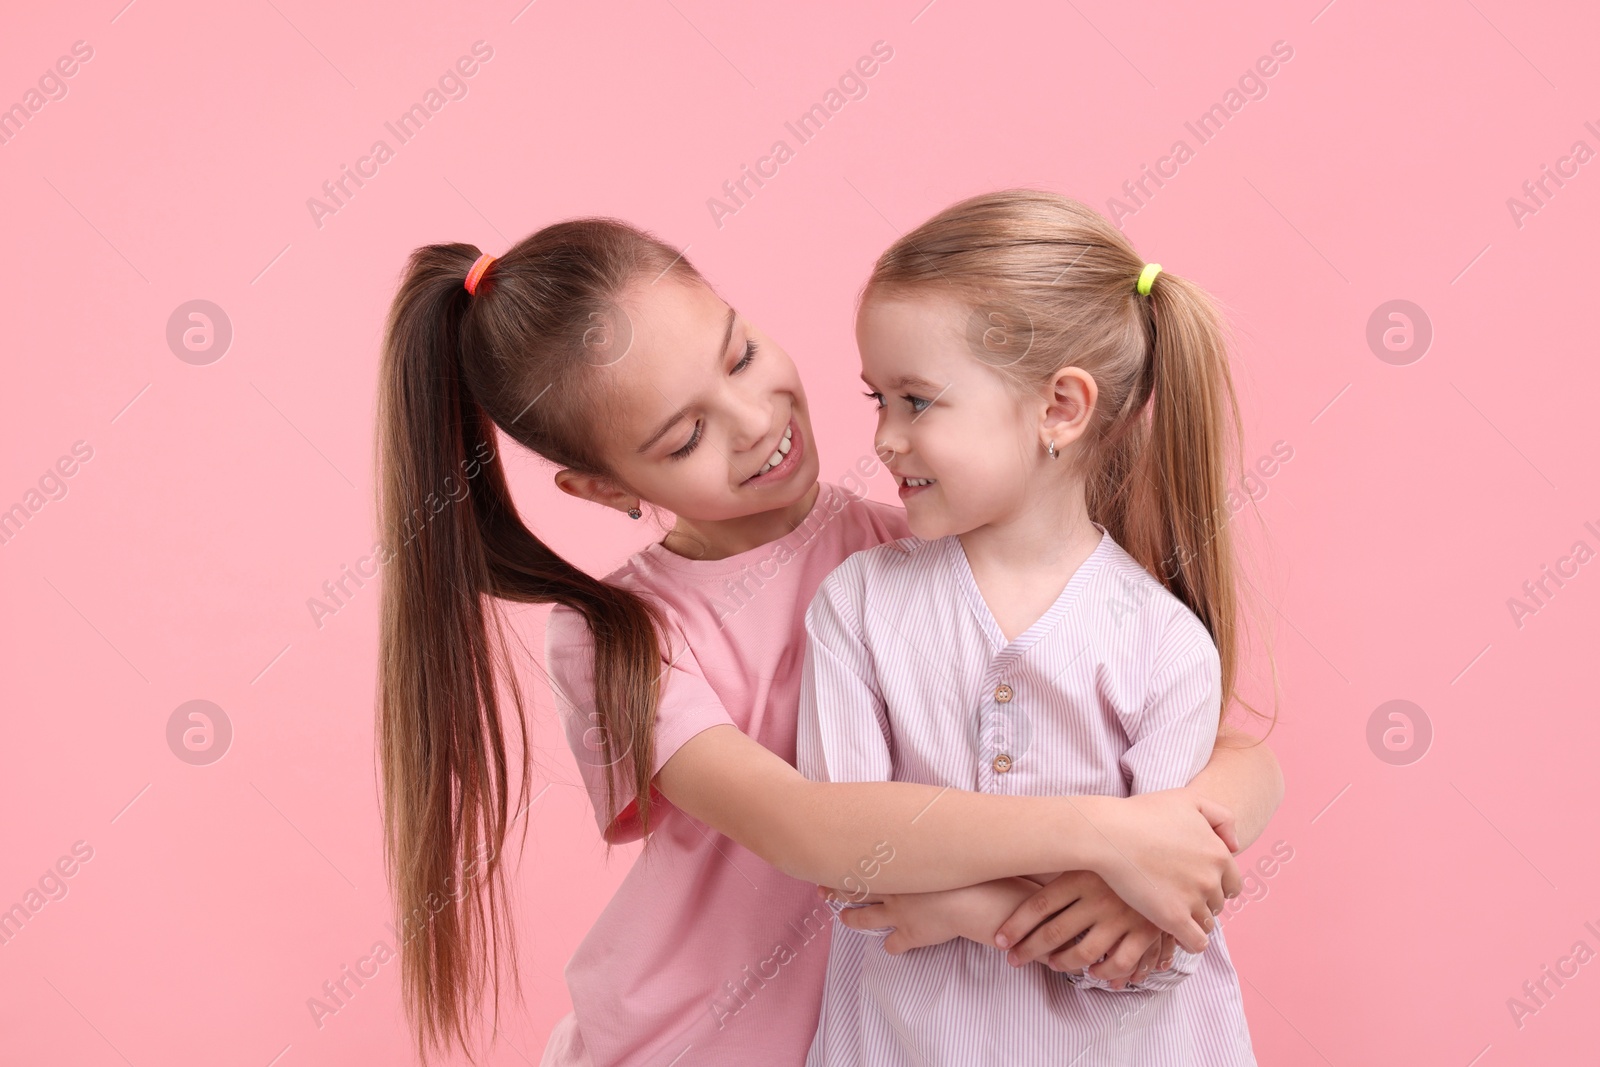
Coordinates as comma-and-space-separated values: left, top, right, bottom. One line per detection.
1136, 263, 1162, 295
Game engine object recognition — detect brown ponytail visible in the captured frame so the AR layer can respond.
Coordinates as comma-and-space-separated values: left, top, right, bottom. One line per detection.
375, 220, 700, 1062
862, 188, 1273, 726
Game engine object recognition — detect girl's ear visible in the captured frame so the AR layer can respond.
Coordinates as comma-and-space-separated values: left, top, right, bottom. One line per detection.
553, 469, 637, 515
1042, 366, 1098, 450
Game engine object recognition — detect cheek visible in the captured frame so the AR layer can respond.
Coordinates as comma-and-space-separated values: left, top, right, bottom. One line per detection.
915, 431, 1028, 528
620, 458, 719, 514
925, 424, 1026, 491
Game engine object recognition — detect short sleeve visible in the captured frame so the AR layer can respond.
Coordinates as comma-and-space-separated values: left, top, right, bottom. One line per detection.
1117, 612, 1222, 796
1081, 607, 1221, 991
545, 601, 736, 843
795, 566, 893, 786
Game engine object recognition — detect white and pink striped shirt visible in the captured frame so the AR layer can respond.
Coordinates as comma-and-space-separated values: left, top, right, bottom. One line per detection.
796, 529, 1256, 1066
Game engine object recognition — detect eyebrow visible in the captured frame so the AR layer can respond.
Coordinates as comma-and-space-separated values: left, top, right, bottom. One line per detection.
861, 372, 944, 393
636, 305, 738, 454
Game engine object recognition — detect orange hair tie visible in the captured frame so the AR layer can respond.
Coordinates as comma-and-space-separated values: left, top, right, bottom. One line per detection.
464, 252, 496, 295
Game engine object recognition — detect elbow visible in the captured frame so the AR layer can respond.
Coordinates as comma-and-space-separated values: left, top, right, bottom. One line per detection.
1242, 741, 1285, 850
1261, 743, 1286, 818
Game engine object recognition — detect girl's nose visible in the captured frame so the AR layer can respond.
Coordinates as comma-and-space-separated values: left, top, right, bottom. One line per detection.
874, 416, 907, 463
729, 398, 772, 454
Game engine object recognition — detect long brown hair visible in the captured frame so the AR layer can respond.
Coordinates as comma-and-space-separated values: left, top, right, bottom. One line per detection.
863, 188, 1272, 722
375, 219, 697, 1061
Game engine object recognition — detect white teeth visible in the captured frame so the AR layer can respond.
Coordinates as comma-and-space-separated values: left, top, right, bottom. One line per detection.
904, 477, 934, 487
754, 426, 794, 477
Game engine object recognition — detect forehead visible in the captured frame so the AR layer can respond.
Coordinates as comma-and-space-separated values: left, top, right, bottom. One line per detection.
857, 292, 975, 378
592, 275, 730, 428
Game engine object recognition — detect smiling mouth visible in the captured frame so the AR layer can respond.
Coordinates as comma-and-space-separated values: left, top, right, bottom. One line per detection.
742, 422, 796, 484
898, 476, 936, 488
756, 425, 793, 475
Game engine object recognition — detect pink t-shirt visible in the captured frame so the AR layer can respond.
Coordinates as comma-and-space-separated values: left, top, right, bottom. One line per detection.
541, 482, 910, 1067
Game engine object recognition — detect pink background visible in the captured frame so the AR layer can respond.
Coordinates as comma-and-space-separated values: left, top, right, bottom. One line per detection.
3, 0, 1597, 1063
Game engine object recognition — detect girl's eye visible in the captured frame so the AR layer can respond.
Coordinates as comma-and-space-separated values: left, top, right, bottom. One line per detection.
670, 422, 703, 459
733, 339, 759, 372
667, 341, 756, 461
862, 390, 884, 409
903, 394, 931, 413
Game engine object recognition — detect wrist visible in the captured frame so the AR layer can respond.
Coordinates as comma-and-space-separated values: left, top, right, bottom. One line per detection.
1061, 794, 1118, 875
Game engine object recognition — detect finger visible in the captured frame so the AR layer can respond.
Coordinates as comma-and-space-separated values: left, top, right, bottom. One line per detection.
1131, 939, 1162, 984
994, 877, 1086, 950
838, 904, 891, 930
1170, 916, 1208, 954
1116, 939, 1160, 986
1213, 815, 1239, 854
1049, 923, 1121, 975
1195, 796, 1239, 853
883, 930, 909, 955
1157, 934, 1177, 971
1219, 855, 1243, 901
1088, 933, 1150, 982
1207, 884, 1226, 919
1008, 904, 1094, 967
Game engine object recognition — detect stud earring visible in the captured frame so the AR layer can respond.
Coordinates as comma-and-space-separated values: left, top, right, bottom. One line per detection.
1047, 440, 1058, 459
627, 506, 642, 520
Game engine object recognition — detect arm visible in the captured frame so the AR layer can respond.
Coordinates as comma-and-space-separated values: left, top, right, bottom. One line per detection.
550, 594, 1238, 951
659, 723, 1237, 939
1186, 720, 1283, 852
830, 870, 1176, 991
833, 875, 1043, 955
671, 571, 1235, 951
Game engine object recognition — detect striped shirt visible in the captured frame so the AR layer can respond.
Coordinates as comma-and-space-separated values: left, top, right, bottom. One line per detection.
796, 529, 1256, 1066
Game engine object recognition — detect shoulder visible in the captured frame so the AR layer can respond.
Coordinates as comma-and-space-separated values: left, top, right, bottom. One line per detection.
819, 534, 931, 595
808, 533, 930, 632
545, 564, 683, 664
808, 535, 937, 632
1093, 536, 1217, 668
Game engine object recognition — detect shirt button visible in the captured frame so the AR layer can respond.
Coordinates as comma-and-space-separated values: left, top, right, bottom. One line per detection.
994, 684, 1014, 704
993, 753, 1013, 773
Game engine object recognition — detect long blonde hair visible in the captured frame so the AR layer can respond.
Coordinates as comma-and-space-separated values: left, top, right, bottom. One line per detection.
864, 188, 1271, 721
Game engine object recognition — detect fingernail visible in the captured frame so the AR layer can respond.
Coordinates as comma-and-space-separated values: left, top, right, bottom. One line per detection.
994, 934, 1009, 948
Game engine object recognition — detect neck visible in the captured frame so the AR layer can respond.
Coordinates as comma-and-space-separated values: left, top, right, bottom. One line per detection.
957, 475, 1099, 579
661, 481, 822, 561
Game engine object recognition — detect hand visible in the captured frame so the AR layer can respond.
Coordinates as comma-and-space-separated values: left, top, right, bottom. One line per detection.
993, 870, 1174, 988
834, 879, 1038, 955
1065, 790, 1241, 954
1098, 932, 1178, 988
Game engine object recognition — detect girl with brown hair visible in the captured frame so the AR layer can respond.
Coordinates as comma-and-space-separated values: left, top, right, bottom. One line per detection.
373, 213, 1281, 1065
